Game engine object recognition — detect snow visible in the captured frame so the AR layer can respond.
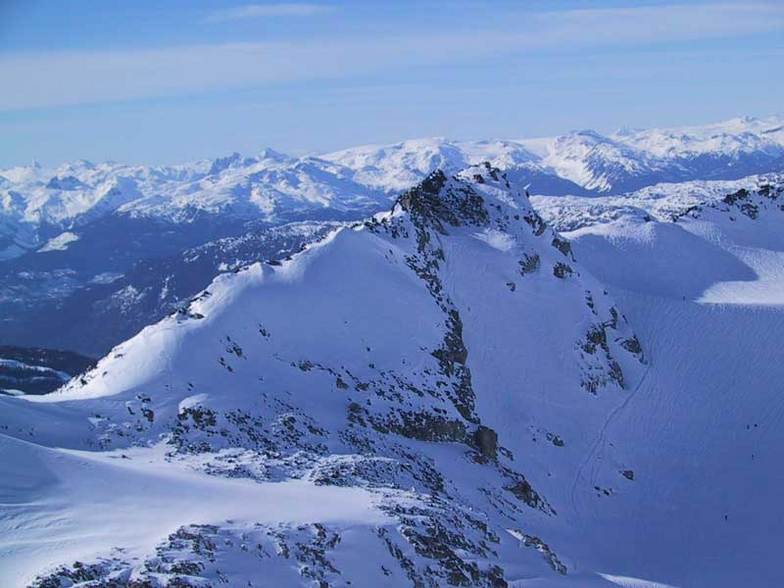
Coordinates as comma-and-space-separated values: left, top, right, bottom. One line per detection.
89, 271, 124, 284
0, 389, 25, 397
2, 124, 784, 585
2, 115, 782, 261
0, 166, 647, 585
597, 574, 677, 588
698, 247, 784, 304
37, 231, 79, 252
527, 177, 784, 586
0, 358, 70, 381
472, 228, 516, 251
0, 437, 388, 587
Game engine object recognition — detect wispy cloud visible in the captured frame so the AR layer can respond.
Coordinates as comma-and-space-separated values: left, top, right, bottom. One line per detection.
205, 3, 333, 23
1, 3, 782, 112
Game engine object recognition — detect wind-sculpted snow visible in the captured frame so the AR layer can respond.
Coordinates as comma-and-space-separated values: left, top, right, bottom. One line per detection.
532, 174, 784, 302
0, 166, 649, 586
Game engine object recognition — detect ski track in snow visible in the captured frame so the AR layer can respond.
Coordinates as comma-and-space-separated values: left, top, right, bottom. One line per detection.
569, 356, 652, 525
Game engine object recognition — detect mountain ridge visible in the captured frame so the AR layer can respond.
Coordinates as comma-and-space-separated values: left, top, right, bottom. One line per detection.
3, 115, 783, 256
4, 162, 784, 585
1, 164, 647, 586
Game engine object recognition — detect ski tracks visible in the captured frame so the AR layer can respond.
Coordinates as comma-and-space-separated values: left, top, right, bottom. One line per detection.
569, 355, 654, 520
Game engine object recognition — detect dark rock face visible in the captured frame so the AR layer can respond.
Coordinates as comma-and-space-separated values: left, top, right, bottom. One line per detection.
621, 336, 643, 355
396, 170, 489, 231
546, 432, 565, 447
518, 533, 568, 575
506, 479, 545, 510
551, 236, 573, 258
474, 425, 499, 460
518, 253, 541, 275
373, 411, 468, 443
553, 262, 574, 279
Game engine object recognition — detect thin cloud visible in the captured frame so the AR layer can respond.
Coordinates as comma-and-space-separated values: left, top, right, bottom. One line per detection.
205, 3, 333, 23
1, 2, 782, 111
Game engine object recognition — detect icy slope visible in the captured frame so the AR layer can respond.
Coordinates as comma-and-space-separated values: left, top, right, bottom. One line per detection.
533, 176, 784, 586
0, 165, 646, 586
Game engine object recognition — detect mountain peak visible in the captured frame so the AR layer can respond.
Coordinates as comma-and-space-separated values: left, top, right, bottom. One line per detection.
393, 164, 527, 231
208, 152, 256, 175
256, 147, 290, 163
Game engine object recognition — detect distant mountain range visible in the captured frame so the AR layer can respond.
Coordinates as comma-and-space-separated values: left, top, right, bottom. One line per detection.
0, 346, 94, 395
1, 115, 782, 356
3, 115, 782, 258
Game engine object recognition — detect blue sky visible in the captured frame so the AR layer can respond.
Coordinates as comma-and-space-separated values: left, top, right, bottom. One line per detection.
1, 1, 782, 167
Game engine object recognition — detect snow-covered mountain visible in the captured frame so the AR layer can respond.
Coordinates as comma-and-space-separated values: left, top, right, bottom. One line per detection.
0, 153, 389, 355
0, 152, 387, 261
4, 161, 784, 586
0, 219, 344, 355
325, 115, 784, 195
2, 116, 782, 357
2, 115, 782, 259
1, 165, 649, 586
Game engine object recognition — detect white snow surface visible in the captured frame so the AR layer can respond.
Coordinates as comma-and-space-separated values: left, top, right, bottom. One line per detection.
1, 115, 782, 259
0, 438, 386, 586
1, 166, 649, 586
2, 155, 784, 585
37, 231, 79, 252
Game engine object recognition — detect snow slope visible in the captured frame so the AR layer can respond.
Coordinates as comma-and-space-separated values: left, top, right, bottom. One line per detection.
0, 165, 648, 586
536, 177, 784, 586
0, 219, 343, 356
2, 135, 784, 585
0, 437, 386, 585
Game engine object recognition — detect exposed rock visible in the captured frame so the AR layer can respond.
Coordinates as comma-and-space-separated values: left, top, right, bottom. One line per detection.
518, 253, 541, 275
473, 425, 499, 460
553, 262, 573, 279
